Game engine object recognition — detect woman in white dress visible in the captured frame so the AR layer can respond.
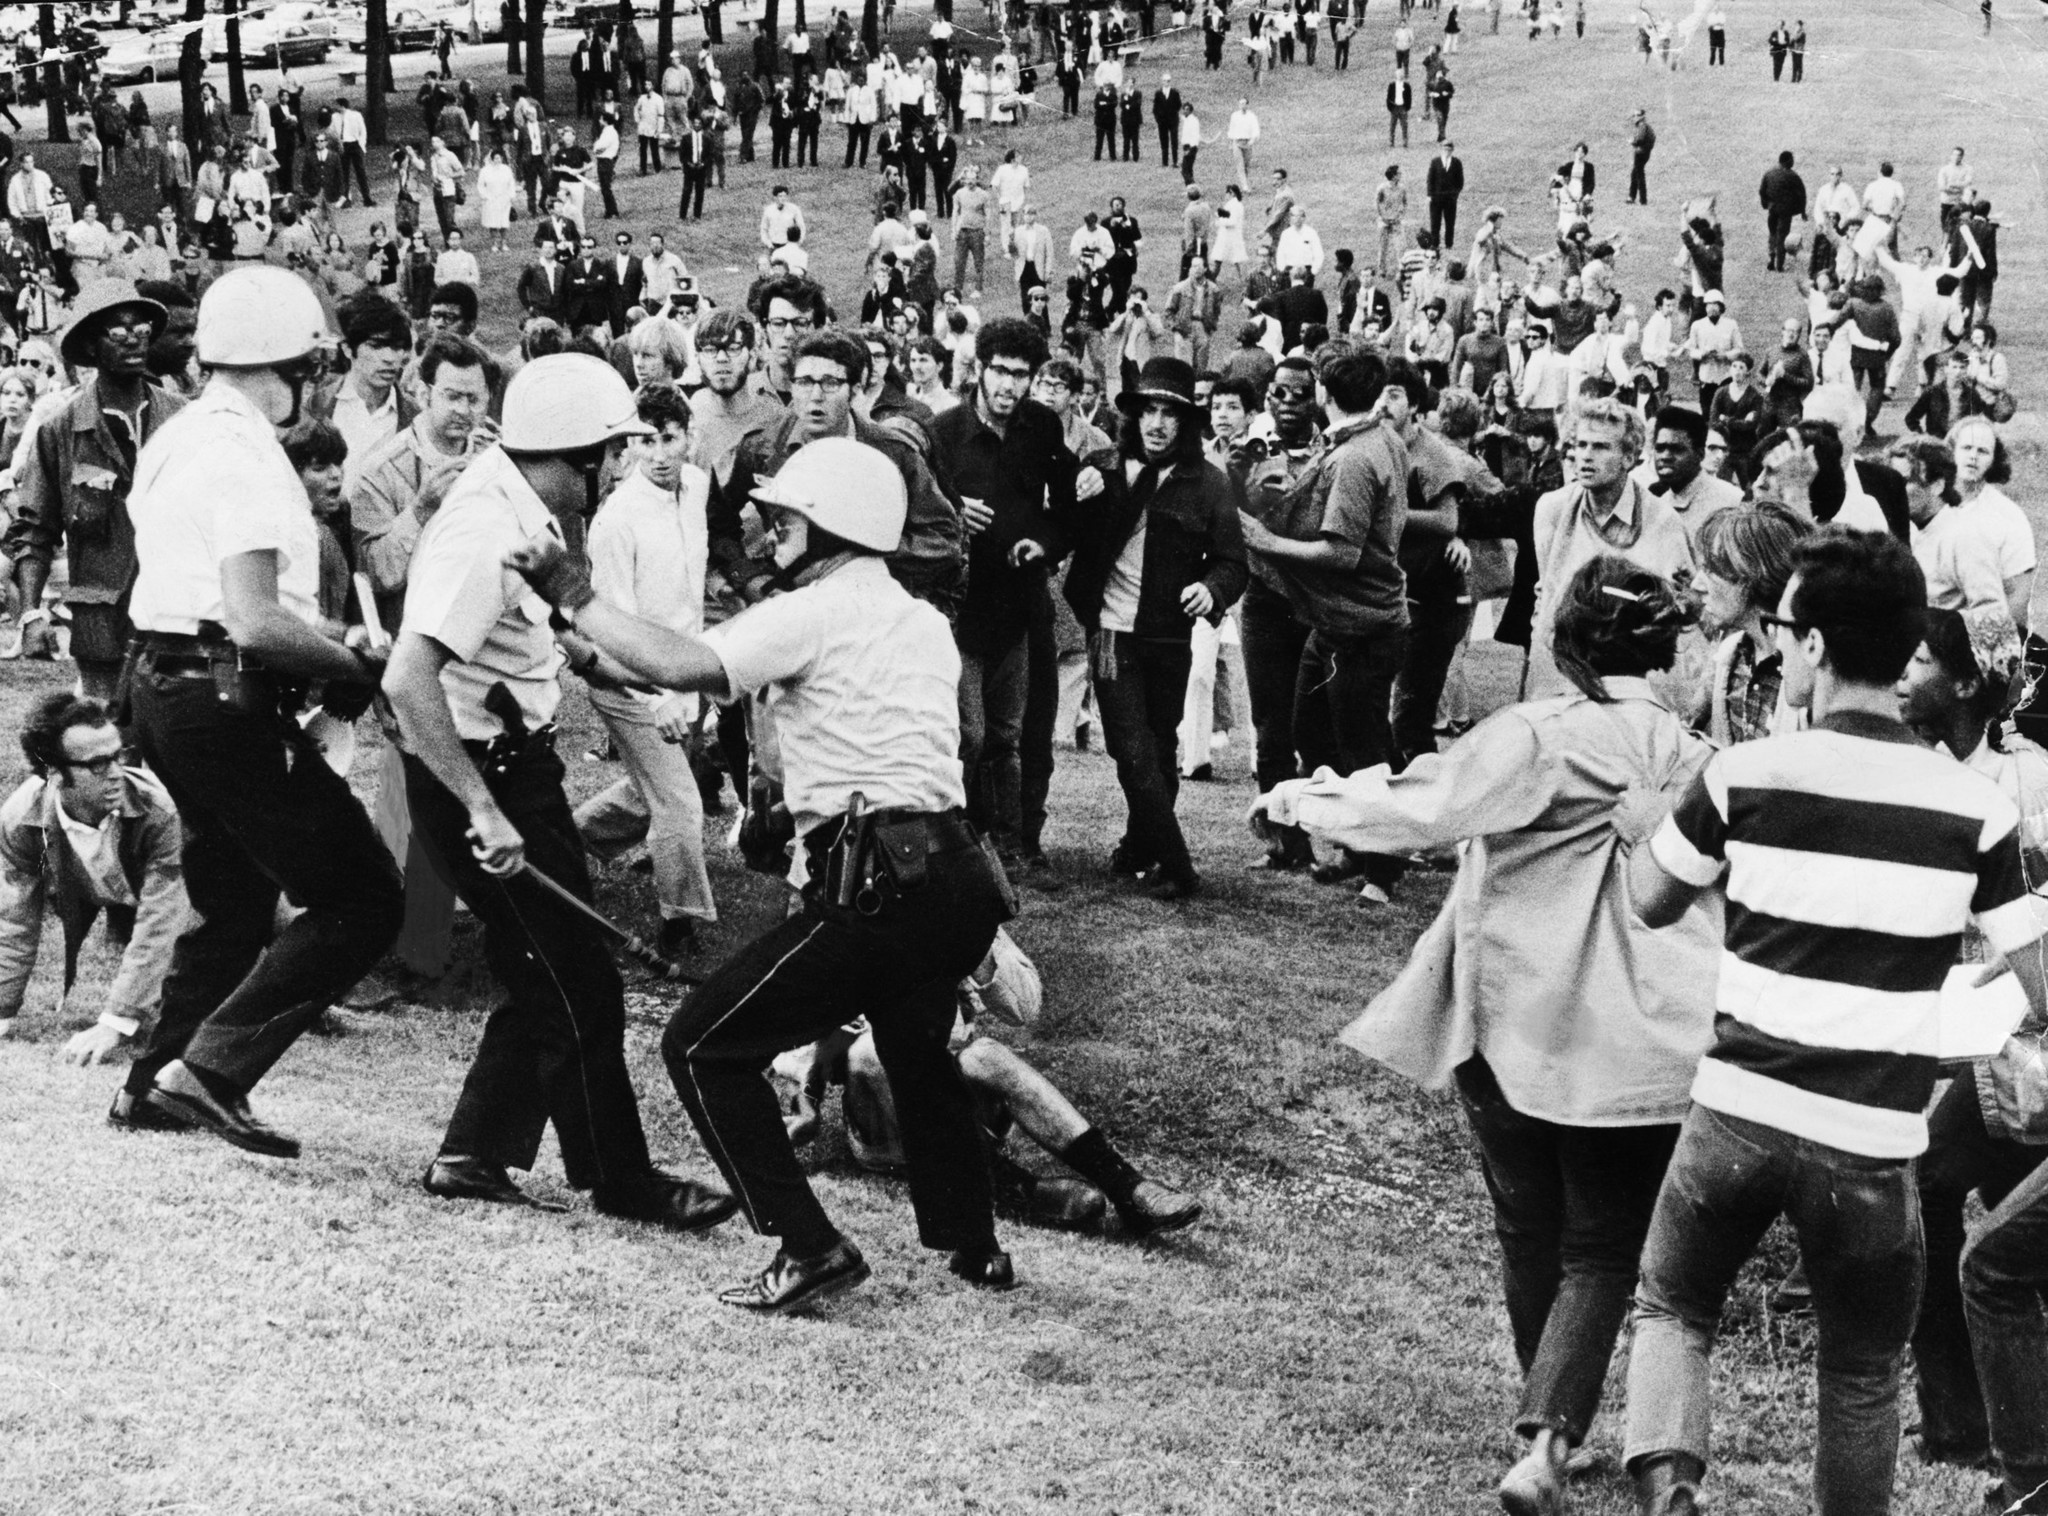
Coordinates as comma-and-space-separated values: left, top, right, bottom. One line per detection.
1212, 183, 1249, 279
476, 147, 516, 253
963, 59, 989, 128
990, 47, 1017, 124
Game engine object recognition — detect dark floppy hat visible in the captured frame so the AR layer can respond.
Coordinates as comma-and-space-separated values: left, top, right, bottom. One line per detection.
1116, 356, 1199, 414
60, 280, 169, 369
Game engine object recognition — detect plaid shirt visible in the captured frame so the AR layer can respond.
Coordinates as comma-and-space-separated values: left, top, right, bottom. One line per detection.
1725, 636, 1782, 744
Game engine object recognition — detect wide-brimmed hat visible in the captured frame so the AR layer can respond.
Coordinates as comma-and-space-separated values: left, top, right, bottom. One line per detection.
60, 280, 168, 369
1116, 356, 1199, 414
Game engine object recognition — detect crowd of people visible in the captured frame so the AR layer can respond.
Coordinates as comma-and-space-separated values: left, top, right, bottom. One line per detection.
0, 0, 2042, 1511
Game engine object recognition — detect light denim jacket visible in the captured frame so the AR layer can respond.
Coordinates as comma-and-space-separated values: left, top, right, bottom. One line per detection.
1268, 677, 1722, 1126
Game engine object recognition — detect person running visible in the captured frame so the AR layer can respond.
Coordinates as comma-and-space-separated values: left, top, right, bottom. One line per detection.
1255, 555, 1720, 1516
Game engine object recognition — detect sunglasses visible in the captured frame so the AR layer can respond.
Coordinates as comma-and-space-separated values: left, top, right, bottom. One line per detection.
61, 754, 120, 777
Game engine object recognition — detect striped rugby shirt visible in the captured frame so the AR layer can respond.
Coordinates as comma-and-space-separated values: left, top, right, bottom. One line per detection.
1650, 710, 2043, 1159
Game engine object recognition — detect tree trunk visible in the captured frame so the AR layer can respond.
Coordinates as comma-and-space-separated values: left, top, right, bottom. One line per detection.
225, 0, 248, 116
37, 5, 68, 142
860, 0, 878, 56
525, 0, 547, 104
763, 0, 779, 54
656, 0, 673, 73
179, 0, 205, 161
366, 0, 390, 143
794, 0, 805, 32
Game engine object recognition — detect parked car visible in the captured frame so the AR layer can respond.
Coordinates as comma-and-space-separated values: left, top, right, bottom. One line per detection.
205, 3, 336, 61
99, 26, 193, 83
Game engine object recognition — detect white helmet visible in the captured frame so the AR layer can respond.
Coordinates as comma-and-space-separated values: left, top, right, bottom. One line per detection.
196, 265, 329, 368
499, 353, 652, 452
750, 437, 906, 554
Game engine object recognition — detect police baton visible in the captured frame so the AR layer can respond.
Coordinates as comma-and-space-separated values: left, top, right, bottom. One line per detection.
514, 860, 703, 985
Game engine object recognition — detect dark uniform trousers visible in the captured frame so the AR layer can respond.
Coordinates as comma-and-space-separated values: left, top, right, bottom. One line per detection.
662, 824, 1008, 1258
404, 739, 657, 1190
125, 669, 403, 1097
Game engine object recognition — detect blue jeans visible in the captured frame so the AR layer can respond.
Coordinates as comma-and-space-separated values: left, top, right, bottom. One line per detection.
1091, 630, 1195, 879
1625, 1105, 1924, 1515
959, 631, 1030, 856
1913, 1067, 2042, 1465
1456, 1057, 1679, 1443
1962, 1132, 2048, 1512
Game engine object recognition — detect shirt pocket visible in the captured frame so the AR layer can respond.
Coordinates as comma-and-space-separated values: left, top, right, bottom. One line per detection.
68, 463, 122, 542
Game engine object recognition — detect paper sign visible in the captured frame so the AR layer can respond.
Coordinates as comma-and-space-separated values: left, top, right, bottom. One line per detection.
1939, 963, 2030, 1063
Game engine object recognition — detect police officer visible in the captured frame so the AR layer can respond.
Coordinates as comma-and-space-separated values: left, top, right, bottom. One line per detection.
383, 352, 739, 1230
121, 266, 403, 1157
3, 280, 188, 699
507, 437, 1018, 1314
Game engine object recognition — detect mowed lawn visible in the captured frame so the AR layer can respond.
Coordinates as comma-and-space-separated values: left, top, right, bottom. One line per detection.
3, 0, 2046, 1511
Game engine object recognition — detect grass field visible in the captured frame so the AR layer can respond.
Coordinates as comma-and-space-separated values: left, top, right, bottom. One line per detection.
3, 0, 2046, 1511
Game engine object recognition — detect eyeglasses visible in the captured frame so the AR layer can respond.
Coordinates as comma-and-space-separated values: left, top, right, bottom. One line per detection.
699, 340, 750, 355
985, 363, 1035, 384
791, 374, 849, 393
763, 316, 799, 330
61, 754, 120, 777
1758, 613, 1805, 639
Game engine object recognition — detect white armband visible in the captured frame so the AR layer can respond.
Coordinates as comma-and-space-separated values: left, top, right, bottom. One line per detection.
97, 1012, 139, 1038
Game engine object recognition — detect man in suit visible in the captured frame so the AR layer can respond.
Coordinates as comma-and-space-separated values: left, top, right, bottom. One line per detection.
1386, 70, 1413, 148
1152, 75, 1182, 168
562, 234, 615, 334
927, 124, 960, 218
531, 209, 579, 249
677, 114, 712, 220
606, 231, 645, 335
1092, 83, 1119, 161
517, 244, 571, 322
1758, 148, 1807, 273
1425, 140, 1464, 250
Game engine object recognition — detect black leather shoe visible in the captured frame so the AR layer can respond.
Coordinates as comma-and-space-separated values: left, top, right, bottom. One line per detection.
1004, 1176, 1107, 1232
423, 1155, 568, 1212
719, 1240, 870, 1314
593, 1171, 740, 1233
1107, 843, 1153, 878
146, 1061, 301, 1158
656, 917, 699, 959
1019, 850, 1066, 892
947, 1244, 1018, 1290
1119, 1179, 1203, 1236
1147, 868, 1201, 901
108, 1088, 194, 1133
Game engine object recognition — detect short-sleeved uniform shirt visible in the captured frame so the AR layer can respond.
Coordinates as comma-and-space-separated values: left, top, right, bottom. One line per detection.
128, 382, 321, 634
1650, 711, 2042, 1158
399, 446, 565, 742
702, 555, 966, 838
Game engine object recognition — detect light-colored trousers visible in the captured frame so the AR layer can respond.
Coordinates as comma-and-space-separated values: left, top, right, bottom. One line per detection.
1888, 301, 1949, 393
1178, 608, 1249, 775
573, 709, 718, 922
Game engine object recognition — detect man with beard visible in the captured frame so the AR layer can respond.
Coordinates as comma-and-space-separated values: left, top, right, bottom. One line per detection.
931, 318, 1087, 879
5, 282, 188, 700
